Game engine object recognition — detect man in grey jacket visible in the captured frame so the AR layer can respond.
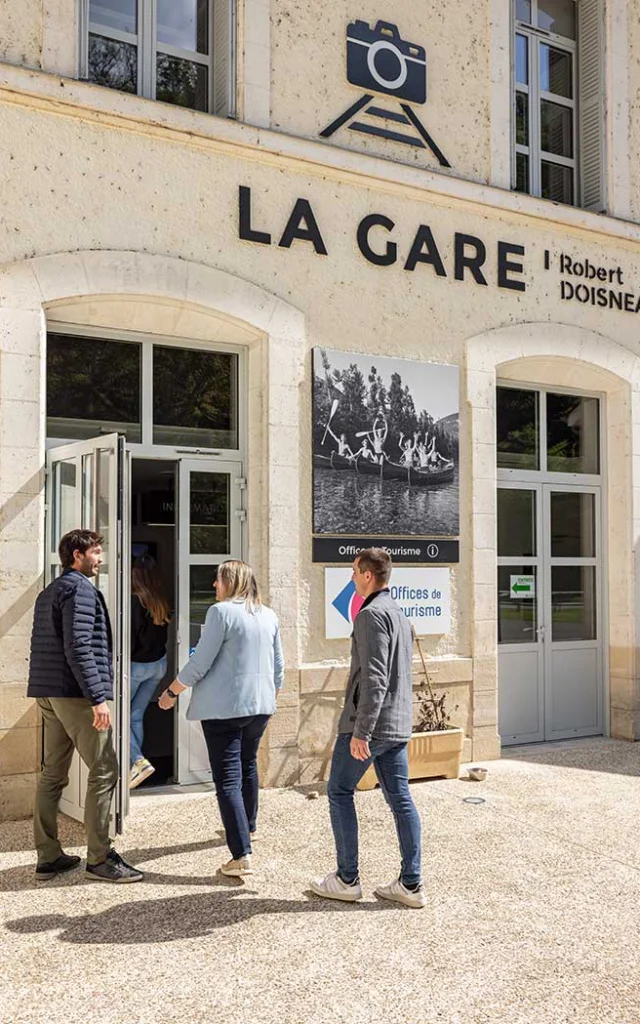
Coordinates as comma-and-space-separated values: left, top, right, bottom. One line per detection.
311, 548, 425, 908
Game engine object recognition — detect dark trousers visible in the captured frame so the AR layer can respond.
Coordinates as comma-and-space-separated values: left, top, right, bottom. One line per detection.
201, 714, 271, 859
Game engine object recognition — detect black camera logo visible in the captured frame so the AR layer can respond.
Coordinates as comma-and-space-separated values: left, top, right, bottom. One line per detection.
346, 20, 427, 105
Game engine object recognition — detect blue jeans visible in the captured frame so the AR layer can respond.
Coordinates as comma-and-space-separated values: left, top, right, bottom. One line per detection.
201, 714, 271, 860
327, 732, 422, 888
130, 656, 167, 766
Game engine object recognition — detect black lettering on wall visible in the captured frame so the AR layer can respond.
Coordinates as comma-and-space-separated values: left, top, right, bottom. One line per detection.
454, 233, 488, 285
238, 186, 272, 245
278, 199, 328, 254
404, 225, 447, 276
357, 214, 398, 266
498, 242, 526, 292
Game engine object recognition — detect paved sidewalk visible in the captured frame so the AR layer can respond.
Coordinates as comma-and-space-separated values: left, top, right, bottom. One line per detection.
2, 738, 640, 1024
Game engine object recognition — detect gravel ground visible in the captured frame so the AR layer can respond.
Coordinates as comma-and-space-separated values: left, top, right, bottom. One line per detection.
2, 738, 640, 1024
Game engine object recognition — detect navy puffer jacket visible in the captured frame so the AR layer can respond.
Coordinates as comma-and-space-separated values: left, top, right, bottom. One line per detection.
28, 570, 113, 705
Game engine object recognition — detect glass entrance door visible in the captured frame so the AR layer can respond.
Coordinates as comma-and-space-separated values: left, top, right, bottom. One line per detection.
176, 459, 244, 784
46, 434, 130, 830
498, 483, 602, 743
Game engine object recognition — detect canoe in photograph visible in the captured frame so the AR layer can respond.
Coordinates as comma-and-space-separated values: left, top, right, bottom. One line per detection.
313, 452, 455, 487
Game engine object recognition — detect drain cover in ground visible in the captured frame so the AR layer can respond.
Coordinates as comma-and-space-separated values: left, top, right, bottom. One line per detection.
463, 796, 486, 805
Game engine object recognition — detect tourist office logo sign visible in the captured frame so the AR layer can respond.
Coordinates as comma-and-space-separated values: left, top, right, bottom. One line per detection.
325, 568, 451, 639
320, 19, 450, 167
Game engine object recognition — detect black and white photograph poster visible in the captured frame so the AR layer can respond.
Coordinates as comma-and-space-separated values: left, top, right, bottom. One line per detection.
313, 347, 459, 551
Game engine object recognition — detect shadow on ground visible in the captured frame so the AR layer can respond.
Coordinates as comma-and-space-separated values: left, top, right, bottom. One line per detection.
5, 888, 390, 944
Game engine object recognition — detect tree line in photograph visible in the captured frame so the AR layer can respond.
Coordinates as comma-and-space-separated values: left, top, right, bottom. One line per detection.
313, 351, 458, 463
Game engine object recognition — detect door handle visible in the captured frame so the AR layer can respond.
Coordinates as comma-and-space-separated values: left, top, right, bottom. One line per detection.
536, 625, 546, 641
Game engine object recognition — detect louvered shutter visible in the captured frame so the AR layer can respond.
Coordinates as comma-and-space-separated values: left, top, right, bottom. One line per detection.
212, 0, 236, 118
578, 0, 606, 211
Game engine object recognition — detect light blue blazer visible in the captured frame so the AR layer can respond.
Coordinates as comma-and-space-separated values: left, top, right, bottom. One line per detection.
177, 599, 284, 721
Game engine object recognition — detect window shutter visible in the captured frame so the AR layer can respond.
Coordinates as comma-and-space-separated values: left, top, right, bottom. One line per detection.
578, 0, 606, 212
212, 0, 236, 118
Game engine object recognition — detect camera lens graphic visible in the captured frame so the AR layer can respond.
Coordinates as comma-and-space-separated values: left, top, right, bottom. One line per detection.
366, 40, 408, 91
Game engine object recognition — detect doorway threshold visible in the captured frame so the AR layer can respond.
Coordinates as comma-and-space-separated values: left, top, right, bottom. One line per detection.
131, 781, 215, 800
503, 736, 621, 759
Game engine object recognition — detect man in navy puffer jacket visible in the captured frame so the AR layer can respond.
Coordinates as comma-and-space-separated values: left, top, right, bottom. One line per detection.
28, 528, 142, 883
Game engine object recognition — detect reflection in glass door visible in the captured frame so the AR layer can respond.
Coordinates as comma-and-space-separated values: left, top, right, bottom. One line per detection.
176, 459, 244, 783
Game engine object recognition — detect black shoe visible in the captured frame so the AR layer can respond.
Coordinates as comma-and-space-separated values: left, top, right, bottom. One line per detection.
85, 849, 144, 884
35, 853, 82, 881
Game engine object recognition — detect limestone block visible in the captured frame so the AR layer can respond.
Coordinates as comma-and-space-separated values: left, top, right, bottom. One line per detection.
0, 683, 36, 730
268, 385, 300, 428
298, 756, 332, 785
474, 513, 497, 551
0, 447, 45, 497
473, 620, 497, 658
0, 725, 40, 774
473, 442, 497, 482
0, 1, 42, 70
416, 657, 473, 685
299, 694, 343, 759
472, 655, 498, 690
267, 706, 299, 749
471, 726, 501, 762
0, 492, 45, 547
473, 547, 498, 588
0, 771, 37, 822
0, 272, 42, 313
472, 689, 498, 729
276, 684, 300, 708
0, 353, 41, 406
0, 401, 42, 450
261, 746, 299, 788
610, 674, 635, 712
461, 737, 473, 763
473, 584, 497, 621
0, 636, 31, 685
300, 665, 349, 694
611, 707, 635, 741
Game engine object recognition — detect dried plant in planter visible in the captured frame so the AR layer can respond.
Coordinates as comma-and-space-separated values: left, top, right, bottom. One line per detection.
412, 626, 458, 733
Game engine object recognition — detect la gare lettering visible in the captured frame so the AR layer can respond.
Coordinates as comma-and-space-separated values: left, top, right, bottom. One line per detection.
238, 186, 526, 292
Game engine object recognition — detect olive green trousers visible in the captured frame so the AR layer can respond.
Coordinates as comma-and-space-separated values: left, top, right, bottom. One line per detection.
34, 697, 119, 866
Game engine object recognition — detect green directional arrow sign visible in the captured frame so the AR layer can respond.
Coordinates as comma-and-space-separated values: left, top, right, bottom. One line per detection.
510, 575, 535, 600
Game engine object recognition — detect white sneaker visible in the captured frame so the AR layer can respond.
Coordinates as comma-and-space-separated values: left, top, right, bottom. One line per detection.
220, 855, 253, 877
129, 758, 155, 790
375, 877, 427, 909
310, 870, 363, 902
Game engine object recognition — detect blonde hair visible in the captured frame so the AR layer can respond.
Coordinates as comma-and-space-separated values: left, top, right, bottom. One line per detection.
132, 558, 171, 626
217, 559, 262, 612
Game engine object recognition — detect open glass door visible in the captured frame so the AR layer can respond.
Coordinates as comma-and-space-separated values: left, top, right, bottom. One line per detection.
45, 434, 130, 832
176, 459, 244, 784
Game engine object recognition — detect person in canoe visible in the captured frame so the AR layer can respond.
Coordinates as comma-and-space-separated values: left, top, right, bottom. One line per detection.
359, 415, 388, 465
425, 436, 453, 470
353, 437, 376, 462
398, 431, 418, 469
324, 423, 354, 460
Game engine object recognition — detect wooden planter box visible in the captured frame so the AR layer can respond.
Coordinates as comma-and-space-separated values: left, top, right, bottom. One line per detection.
357, 728, 465, 790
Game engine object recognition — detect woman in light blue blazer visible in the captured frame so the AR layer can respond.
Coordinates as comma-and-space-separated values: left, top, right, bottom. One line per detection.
159, 560, 283, 877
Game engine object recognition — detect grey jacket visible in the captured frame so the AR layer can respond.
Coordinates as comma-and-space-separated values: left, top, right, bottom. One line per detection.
338, 589, 413, 743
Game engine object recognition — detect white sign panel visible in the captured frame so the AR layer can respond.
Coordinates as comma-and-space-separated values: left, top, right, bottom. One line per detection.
325, 567, 451, 639
510, 574, 535, 599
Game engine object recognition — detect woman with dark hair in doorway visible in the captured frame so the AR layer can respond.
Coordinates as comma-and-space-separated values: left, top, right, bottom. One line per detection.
129, 555, 171, 789
158, 560, 284, 878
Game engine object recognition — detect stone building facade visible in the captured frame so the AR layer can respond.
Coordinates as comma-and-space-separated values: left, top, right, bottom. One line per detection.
1, 0, 639, 823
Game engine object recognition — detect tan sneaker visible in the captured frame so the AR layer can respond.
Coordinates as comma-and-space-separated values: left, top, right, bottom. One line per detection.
220, 855, 253, 877
129, 758, 155, 790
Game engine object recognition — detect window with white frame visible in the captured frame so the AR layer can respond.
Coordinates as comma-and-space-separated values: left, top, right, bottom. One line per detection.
513, 0, 605, 211
83, 0, 235, 117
